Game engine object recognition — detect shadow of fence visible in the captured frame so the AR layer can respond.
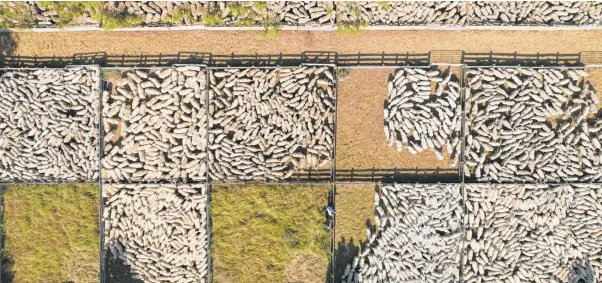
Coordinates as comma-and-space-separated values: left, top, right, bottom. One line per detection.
2, 51, 599, 68
462, 51, 582, 66
335, 168, 459, 183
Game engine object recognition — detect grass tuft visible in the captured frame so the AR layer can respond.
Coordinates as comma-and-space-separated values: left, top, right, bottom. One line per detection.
253, 1, 268, 13
162, 6, 193, 25
2, 184, 99, 283
336, 19, 368, 36
229, 3, 249, 18
202, 8, 223, 27
0, 2, 35, 29
39, 1, 103, 28
211, 184, 330, 283
377, 1, 391, 11
262, 18, 282, 38
96, 10, 144, 30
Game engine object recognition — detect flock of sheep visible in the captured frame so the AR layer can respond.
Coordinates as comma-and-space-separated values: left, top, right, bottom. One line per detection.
1, 64, 601, 282
19, 1, 602, 28
344, 183, 602, 283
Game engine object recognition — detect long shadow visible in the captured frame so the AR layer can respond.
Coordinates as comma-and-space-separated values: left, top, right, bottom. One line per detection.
333, 237, 361, 283
105, 248, 144, 283
0, 188, 14, 283
335, 167, 459, 183
0, 32, 17, 57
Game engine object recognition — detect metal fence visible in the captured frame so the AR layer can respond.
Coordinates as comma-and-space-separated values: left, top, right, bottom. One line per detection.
2, 50, 598, 68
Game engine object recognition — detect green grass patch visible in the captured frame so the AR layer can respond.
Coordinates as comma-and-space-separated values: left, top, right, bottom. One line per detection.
253, 1, 268, 13
211, 184, 331, 283
202, 8, 224, 27
336, 20, 368, 36
96, 10, 144, 30
162, 6, 193, 25
325, 5, 334, 17
262, 18, 282, 38
0, 2, 35, 29
2, 184, 99, 283
377, 1, 391, 11
39, 1, 103, 28
228, 3, 249, 18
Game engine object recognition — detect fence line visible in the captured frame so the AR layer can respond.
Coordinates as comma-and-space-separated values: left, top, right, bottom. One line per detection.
3, 51, 599, 69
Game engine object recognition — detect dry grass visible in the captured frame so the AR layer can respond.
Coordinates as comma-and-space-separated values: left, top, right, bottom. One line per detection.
1, 184, 99, 283
333, 184, 376, 283
210, 184, 331, 283
10, 30, 602, 56
335, 68, 457, 172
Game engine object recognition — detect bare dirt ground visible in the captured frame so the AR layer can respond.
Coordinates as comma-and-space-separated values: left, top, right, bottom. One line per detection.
336, 68, 458, 172
333, 183, 376, 283
8, 30, 602, 56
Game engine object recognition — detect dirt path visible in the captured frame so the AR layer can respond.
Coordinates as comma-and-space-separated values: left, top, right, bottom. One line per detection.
8, 30, 602, 56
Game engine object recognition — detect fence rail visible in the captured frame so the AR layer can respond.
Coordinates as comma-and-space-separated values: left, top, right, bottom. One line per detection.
2, 50, 597, 68
462, 51, 581, 66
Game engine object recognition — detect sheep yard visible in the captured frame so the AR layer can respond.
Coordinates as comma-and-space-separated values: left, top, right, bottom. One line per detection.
335, 67, 461, 182
1, 184, 99, 283
102, 183, 209, 282
1, 54, 602, 283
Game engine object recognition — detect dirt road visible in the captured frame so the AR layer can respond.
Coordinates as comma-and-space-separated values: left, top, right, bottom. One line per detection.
7, 29, 602, 56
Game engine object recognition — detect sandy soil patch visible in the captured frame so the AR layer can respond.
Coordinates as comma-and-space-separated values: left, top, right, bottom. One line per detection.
8, 30, 602, 57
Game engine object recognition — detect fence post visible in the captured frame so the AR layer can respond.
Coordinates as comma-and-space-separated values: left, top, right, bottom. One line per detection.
489, 51, 493, 65
577, 52, 582, 64
427, 51, 431, 64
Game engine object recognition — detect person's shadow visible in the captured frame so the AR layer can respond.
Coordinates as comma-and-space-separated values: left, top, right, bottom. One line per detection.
333, 237, 363, 283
